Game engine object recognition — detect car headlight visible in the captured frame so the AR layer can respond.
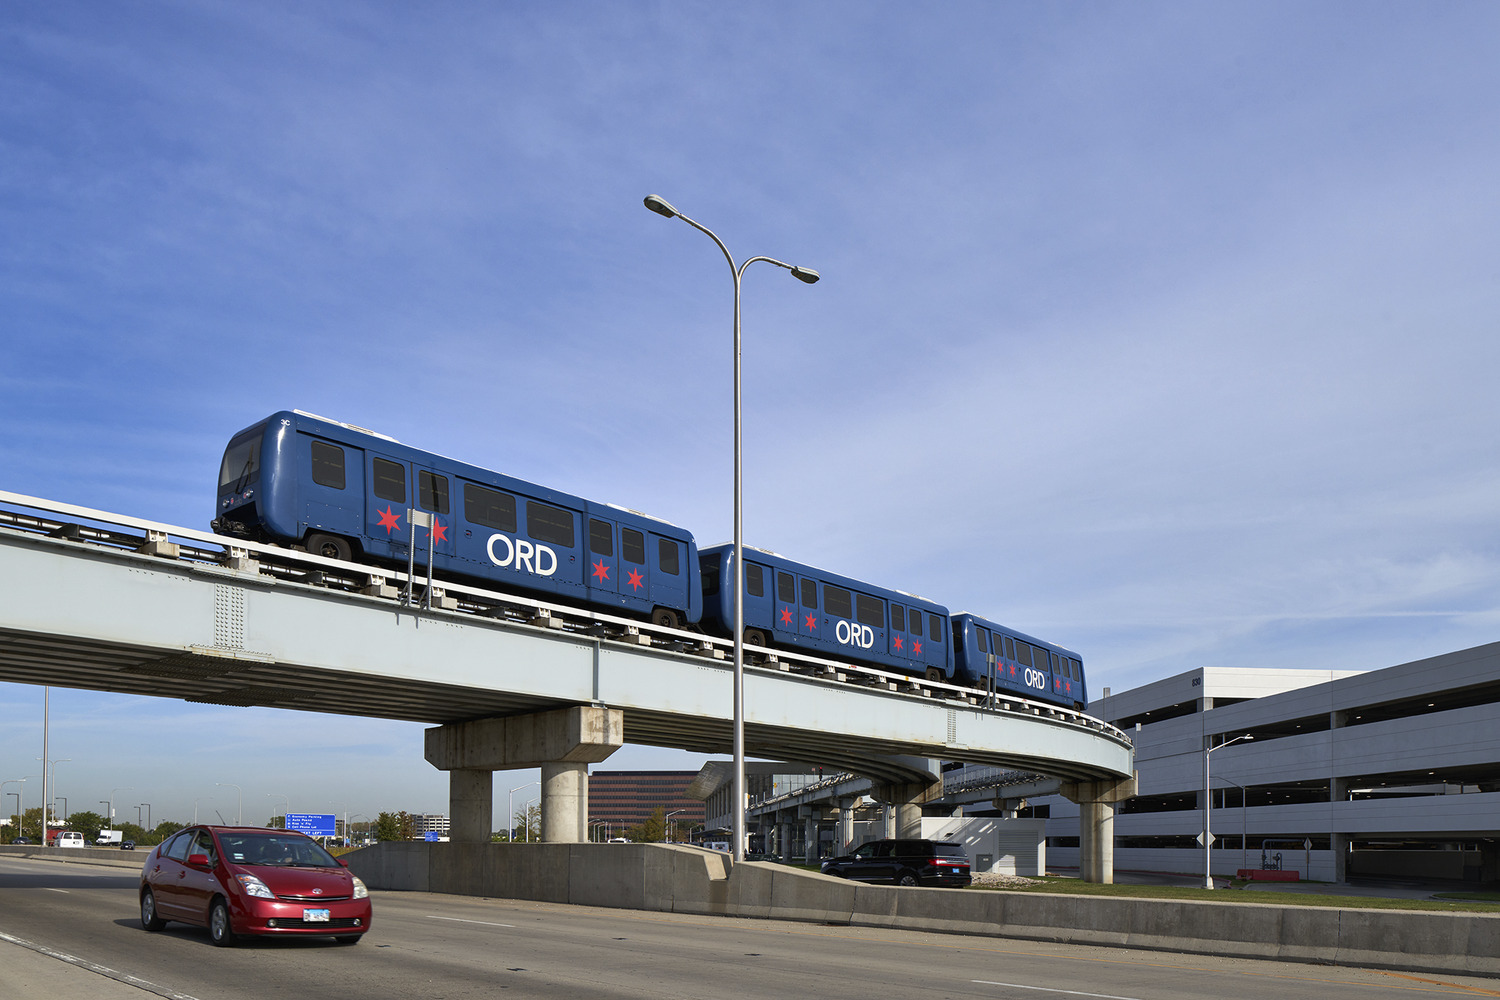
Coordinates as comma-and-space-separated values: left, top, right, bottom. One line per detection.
351, 876, 368, 899
234, 874, 276, 899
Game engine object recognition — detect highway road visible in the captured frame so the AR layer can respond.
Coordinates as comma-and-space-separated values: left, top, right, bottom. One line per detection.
2, 855, 1496, 1000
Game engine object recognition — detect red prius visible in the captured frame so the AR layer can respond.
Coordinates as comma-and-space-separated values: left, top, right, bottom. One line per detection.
140, 825, 372, 946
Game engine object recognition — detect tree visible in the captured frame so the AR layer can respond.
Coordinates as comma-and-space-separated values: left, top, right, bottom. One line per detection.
66, 810, 106, 842
626, 806, 666, 843
373, 812, 401, 843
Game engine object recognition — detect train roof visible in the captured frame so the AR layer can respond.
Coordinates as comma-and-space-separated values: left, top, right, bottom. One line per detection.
701, 542, 949, 613
952, 611, 1082, 658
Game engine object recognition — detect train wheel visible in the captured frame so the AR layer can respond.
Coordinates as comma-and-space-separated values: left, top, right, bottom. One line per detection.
924, 667, 944, 683
305, 532, 352, 562
744, 629, 768, 648
651, 608, 681, 630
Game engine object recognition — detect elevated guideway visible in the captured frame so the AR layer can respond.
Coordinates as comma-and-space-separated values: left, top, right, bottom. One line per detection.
0, 491, 1135, 877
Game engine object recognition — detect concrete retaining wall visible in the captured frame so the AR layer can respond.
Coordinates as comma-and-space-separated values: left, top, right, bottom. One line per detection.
343, 842, 1500, 978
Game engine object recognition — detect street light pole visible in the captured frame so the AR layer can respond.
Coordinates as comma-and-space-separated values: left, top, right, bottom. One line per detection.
643, 193, 819, 862
1203, 734, 1253, 888
215, 783, 241, 825
509, 781, 538, 843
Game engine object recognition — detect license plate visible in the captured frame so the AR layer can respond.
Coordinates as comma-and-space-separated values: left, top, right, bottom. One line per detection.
303, 908, 331, 922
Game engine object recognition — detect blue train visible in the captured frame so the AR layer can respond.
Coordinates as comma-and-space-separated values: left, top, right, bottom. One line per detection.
211, 411, 702, 627
697, 546, 1086, 710
210, 411, 1086, 710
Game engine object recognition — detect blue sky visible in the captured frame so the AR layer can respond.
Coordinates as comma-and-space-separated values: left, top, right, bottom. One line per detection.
4, 2, 1499, 829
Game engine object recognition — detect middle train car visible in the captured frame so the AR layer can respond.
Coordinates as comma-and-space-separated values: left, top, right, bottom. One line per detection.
698, 544, 956, 681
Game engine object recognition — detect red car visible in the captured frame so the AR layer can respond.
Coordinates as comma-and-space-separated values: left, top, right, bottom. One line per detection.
139, 825, 371, 946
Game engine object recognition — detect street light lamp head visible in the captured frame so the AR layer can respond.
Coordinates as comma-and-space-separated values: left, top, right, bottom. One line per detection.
643, 194, 679, 219
790, 266, 820, 284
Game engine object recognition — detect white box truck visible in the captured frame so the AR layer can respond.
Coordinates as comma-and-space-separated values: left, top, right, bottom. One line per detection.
96, 829, 123, 846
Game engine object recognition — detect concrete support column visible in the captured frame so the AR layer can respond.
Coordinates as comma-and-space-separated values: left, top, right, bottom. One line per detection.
425, 705, 623, 846
1060, 774, 1136, 885
837, 798, 855, 855
1333, 832, 1351, 882
540, 761, 588, 844
876, 781, 938, 839
803, 812, 818, 864
449, 769, 494, 844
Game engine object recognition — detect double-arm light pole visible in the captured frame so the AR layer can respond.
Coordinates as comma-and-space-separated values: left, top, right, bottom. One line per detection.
1203, 734, 1253, 888
643, 194, 818, 862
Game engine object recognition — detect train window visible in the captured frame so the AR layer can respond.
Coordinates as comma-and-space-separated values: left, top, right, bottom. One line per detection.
589, 519, 613, 556
800, 578, 817, 609
1069, 657, 1082, 679
1014, 641, 1032, 667
623, 528, 645, 564
777, 572, 795, 604
1035, 647, 1051, 671
658, 538, 680, 575
526, 501, 575, 547
1003, 635, 1016, 660
373, 458, 406, 503
976, 628, 989, 653
824, 586, 852, 619
856, 594, 884, 627
929, 615, 944, 643
701, 560, 719, 596
890, 604, 905, 631
219, 436, 261, 489
746, 563, 764, 598
464, 484, 516, 532
310, 441, 345, 490
418, 471, 449, 514
910, 610, 922, 637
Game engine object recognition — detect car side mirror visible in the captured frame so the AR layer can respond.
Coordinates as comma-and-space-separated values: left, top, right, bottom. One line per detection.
188, 853, 211, 867
337, 857, 348, 867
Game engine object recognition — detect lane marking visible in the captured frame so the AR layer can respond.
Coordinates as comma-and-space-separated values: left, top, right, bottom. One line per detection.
973, 981, 1142, 1000
44, 887, 70, 893
0, 929, 203, 1000
426, 915, 516, 928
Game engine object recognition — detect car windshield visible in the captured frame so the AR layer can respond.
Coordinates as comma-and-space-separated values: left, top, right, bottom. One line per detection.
218, 832, 339, 868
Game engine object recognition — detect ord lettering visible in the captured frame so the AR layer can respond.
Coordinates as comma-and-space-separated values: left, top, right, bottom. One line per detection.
835, 620, 875, 649
1024, 667, 1048, 691
486, 533, 558, 576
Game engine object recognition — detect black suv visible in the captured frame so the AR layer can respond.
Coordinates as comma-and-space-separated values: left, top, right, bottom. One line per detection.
820, 838, 971, 887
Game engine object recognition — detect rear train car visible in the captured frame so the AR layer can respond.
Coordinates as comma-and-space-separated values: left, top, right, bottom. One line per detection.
211, 410, 701, 626
698, 544, 954, 680
951, 613, 1086, 710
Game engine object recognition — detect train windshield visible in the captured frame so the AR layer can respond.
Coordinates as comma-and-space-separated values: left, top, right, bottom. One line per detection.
219, 434, 261, 491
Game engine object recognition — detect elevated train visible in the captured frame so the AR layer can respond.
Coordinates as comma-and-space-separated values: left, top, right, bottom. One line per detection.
211, 411, 1086, 710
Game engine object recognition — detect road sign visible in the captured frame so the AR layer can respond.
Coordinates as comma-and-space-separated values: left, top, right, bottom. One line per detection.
286, 812, 336, 836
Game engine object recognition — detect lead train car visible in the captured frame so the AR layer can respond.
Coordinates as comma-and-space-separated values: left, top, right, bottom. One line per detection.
211, 411, 702, 626
699, 544, 955, 681
952, 613, 1086, 711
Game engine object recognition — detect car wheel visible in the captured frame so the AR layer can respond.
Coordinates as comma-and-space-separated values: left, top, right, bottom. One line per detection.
140, 888, 165, 931
897, 871, 919, 887
209, 898, 237, 947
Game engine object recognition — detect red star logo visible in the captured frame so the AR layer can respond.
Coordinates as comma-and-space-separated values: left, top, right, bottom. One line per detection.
626, 568, 644, 591
432, 518, 448, 543
377, 506, 402, 534
804, 614, 817, 630
592, 559, 610, 582
893, 634, 903, 651
912, 640, 922, 656
779, 607, 793, 625
1009, 663, 1017, 676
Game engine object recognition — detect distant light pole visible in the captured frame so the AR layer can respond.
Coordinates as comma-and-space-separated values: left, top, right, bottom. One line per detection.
55, 797, 67, 823
1203, 734, 1253, 888
643, 193, 819, 862
194, 798, 211, 824
267, 793, 290, 827
3, 779, 25, 837
139, 803, 151, 835
37, 755, 69, 836
216, 783, 241, 825
508, 782, 538, 843
665, 809, 685, 844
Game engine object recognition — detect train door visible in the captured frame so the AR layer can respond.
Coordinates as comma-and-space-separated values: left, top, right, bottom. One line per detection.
797, 577, 820, 642
413, 466, 457, 566
889, 603, 911, 660
742, 560, 772, 634
367, 454, 412, 560
774, 571, 797, 641
587, 517, 619, 601
923, 612, 948, 676
648, 534, 687, 613
298, 434, 362, 538
620, 527, 650, 604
